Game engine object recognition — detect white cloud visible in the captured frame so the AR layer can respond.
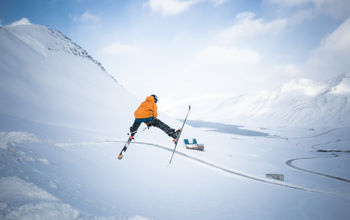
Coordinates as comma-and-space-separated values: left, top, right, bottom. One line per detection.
319, 18, 350, 52
305, 18, 350, 80
268, 0, 350, 19
180, 12, 294, 96
219, 12, 288, 43
148, 0, 198, 16
147, 0, 229, 16
272, 64, 301, 78
72, 11, 101, 24
197, 45, 261, 65
268, 0, 343, 8
210, 0, 229, 6
331, 76, 350, 94
268, 0, 320, 7
99, 42, 139, 55
280, 78, 328, 96
186, 44, 267, 96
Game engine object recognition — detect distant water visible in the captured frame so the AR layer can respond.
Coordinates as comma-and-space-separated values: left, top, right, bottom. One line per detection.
185, 120, 269, 137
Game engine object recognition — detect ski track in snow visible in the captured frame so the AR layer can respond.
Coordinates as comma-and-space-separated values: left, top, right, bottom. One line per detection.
129, 141, 350, 198
288, 128, 340, 139
59, 140, 350, 199
285, 155, 350, 183
306, 128, 340, 138
285, 142, 350, 183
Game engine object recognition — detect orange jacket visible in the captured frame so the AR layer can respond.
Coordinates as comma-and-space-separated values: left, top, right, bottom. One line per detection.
134, 96, 158, 119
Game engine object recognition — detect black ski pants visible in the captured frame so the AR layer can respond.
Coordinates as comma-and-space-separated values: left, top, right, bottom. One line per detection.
130, 117, 176, 138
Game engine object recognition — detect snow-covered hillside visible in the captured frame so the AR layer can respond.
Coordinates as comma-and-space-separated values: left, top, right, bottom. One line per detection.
1, 19, 350, 220
0, 18, 137, 137
162, 74, 350, 127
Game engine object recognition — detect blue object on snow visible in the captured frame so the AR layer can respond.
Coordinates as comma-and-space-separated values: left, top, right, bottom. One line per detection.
184, 138, 198, 145
183, 138, 204, 151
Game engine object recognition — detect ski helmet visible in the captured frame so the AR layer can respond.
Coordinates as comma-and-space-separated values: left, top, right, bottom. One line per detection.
151, 94, 158, 103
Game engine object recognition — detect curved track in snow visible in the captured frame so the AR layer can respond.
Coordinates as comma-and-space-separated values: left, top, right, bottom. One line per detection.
111, 140, 350, 197
130, 141, 307, 190
285, 155, 350, 183
305, 128, 339, 138
286, 141, 350, 183
59, 140, 350, 198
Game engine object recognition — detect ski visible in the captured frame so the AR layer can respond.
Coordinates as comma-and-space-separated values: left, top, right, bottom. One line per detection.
118, 136, 134, 160
169, 105, 191, 165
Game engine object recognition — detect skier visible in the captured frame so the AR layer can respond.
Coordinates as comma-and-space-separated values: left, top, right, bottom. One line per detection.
129, 94, 181, 142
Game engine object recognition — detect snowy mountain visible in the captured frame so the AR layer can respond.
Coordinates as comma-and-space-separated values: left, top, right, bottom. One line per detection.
162, 73, 350, 127
1, 19, 350, 220
0, 18, 137, 137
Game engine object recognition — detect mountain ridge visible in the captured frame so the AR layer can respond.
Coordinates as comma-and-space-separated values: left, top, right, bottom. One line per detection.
5, 20, 109, 77
162, 73, 350, 127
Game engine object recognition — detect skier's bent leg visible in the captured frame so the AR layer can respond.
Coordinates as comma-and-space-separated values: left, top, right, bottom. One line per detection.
150, 118, 176, 138
130, 120, 141, 136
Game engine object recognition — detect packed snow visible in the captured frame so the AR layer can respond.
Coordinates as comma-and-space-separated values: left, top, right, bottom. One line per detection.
0, 19, 349, 219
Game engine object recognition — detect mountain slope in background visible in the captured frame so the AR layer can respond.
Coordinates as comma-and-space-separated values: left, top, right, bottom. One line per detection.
0, 18, 137, 137
163, 73, 350, 127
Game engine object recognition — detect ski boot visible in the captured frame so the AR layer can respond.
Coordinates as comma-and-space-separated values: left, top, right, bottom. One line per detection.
172, 128, 182, 143
118, 134, 135, 160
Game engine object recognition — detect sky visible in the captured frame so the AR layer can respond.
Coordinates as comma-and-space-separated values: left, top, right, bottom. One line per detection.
1, 0, 350, 106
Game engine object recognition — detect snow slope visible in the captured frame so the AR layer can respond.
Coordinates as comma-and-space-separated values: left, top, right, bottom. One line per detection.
0, 176, 80, 219
1, 127, 350, 220
0, 19, 137, 137
1, 19, 350, 220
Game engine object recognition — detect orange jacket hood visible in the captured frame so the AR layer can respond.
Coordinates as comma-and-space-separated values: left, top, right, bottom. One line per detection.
134, 96, 158, 119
